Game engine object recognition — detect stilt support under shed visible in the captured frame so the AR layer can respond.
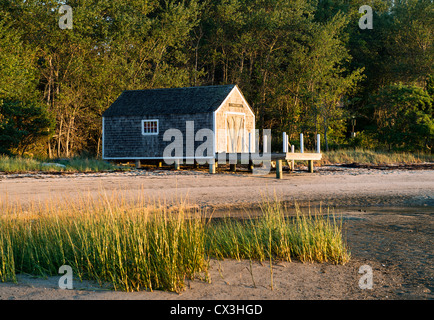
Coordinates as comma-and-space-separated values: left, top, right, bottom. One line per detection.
209, 162, 216, 174
174, 159, 180, 170
135, 160, 141, 169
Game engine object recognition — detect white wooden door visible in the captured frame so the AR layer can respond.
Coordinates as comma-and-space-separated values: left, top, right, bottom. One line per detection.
226, 113, 246, 153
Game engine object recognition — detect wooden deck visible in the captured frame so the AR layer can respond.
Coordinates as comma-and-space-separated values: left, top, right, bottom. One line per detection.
215, 152, 322, 161
212, 152, 322, 178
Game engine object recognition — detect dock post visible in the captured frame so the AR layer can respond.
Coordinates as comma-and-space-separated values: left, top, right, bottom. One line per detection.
248, 160, 254, 172
300, 133, 304, 153
135, 160, 141, 169
230, 163, 236, 172
308, 160, 314, 173
291, 145, 295, 172
316, 134, 321, 153
276, 160, 283, 179
283, 132, 287, 153
174, 159, 180, 170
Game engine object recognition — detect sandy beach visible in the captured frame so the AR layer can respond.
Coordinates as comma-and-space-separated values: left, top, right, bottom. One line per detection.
1, 165, 433, 210
0, 166, 433, 300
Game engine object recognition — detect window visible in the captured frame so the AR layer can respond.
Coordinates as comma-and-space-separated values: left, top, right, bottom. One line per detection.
142, 120, 159, 135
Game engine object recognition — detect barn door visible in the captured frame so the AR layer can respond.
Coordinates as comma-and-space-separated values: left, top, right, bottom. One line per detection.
226, 113, 245, 153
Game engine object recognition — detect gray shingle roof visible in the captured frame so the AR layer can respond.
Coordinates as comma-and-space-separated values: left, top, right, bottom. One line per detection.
102, 84, 236, 117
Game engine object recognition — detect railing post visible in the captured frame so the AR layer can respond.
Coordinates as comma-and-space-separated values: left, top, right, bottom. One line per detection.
300, 133, 304, 153
263, 134, 268, 153
248, 132, 252, 153
316, 134, 321, 153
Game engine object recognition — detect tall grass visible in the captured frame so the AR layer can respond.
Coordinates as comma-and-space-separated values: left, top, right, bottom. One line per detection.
322, 149, 433, 165
206, 202, 350, 264
0, 156, 122, 173
0, 196, 350, 292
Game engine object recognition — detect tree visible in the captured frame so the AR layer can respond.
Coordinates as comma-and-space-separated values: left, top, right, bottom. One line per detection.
367, 84, 433, 151
0, 100, 54, 155
0, 20, 38, 101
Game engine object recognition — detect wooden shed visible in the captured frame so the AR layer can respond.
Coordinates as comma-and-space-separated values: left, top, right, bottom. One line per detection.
102, 84, 255, 163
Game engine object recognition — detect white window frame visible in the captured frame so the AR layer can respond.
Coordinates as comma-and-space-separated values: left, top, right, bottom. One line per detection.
141, 119, 159, 135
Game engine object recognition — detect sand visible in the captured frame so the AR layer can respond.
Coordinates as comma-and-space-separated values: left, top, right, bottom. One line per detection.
0, 166, 433, 300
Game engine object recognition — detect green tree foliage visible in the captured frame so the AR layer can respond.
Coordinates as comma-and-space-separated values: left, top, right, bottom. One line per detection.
366, 84, 433, 151
0, 20, 38, 101
0, 99, 54, 155
0, 0, 432, 156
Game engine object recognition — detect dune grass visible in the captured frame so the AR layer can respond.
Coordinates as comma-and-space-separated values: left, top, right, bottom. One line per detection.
321, 149, 433, 165
0, 195, 350, 292
0, 156, 122, 173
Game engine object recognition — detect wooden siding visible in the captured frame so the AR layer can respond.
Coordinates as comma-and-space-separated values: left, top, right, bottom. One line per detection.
215, 88, 255, 153
103, 113, 213, 159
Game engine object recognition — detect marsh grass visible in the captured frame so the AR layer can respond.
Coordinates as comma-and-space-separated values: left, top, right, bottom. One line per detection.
206, 202, 350, 264
0, 195, 350, 292
321, 149, 432, 165
0, 156, 123, 173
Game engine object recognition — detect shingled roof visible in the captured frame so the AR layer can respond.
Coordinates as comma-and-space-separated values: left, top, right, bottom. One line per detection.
102, 84, 236, 117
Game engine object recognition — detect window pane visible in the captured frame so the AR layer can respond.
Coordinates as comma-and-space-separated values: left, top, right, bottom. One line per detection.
143, 120, 158, 134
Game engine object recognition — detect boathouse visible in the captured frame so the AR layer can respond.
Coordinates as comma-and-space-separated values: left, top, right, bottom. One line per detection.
102, 85, 255, 163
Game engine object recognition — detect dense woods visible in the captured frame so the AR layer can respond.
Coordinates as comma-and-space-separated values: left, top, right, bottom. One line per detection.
0, 0, 432, 157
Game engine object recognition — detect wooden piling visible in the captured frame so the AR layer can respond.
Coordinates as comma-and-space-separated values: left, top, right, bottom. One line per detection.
230, 163, 237, 172
248, 160, 254, 172
276, 160, 283, 179
308, 160, 314, 173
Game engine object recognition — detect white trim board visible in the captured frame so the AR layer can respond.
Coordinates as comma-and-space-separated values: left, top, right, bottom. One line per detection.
102, 117, 105, 159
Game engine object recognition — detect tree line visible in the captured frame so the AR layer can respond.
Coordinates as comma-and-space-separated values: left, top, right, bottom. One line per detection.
0, 0, 432, 157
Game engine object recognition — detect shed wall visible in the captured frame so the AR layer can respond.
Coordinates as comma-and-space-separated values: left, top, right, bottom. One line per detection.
215, 89, 255, 152
103, 113, 213, 159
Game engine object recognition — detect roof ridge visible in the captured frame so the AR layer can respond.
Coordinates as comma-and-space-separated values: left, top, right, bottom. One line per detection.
122, 84, 236, 92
